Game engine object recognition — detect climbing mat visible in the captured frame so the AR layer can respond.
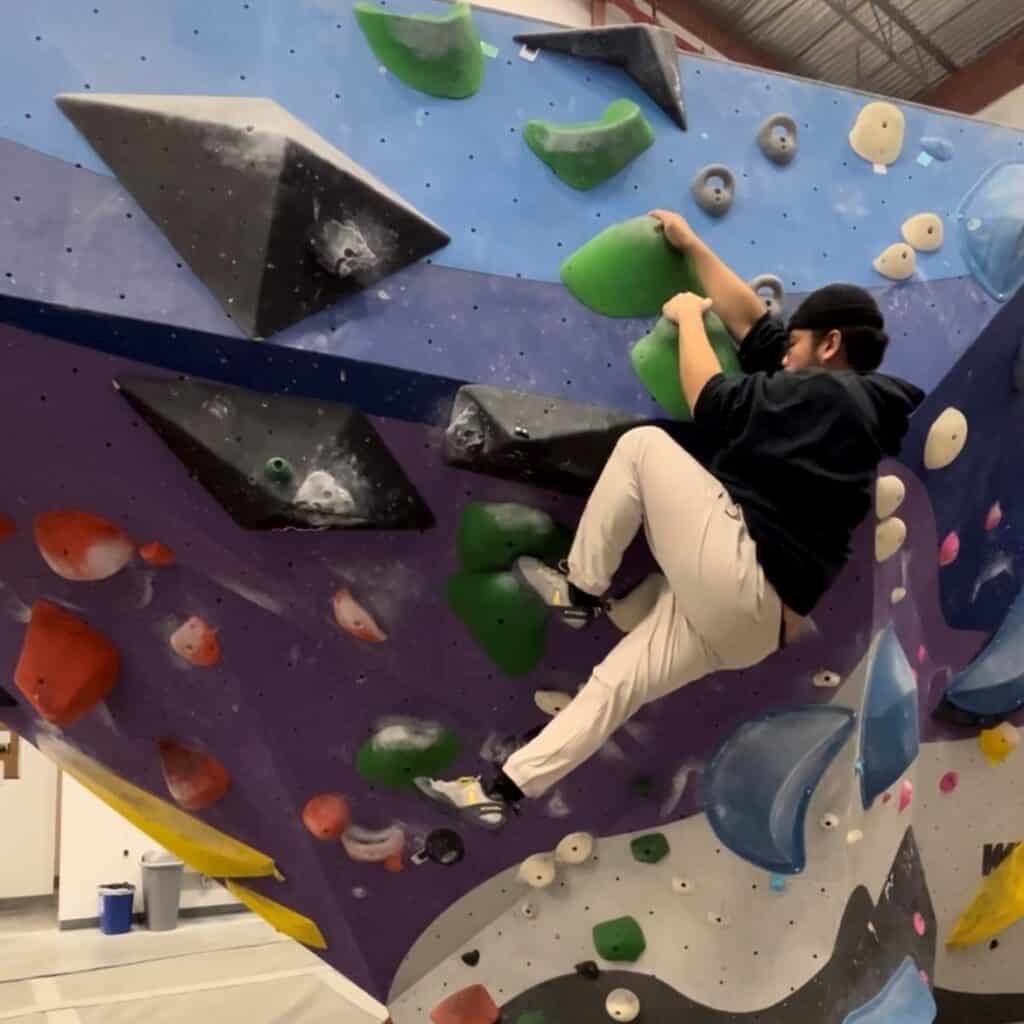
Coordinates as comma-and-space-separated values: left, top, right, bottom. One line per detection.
3, 2, 1024, 1022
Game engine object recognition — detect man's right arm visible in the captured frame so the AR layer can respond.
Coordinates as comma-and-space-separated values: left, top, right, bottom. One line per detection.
650, 210, 768, 342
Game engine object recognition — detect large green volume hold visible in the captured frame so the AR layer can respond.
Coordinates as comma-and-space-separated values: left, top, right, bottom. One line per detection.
561, 215, 705, 317
524, 100, 655, 191
354, 2, 484, 99
456, 503, 572, 573
631, 313, 742, 419
356, 723, 461, 790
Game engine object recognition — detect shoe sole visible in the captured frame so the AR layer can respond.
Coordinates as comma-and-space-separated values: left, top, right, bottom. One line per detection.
413, 777, 507, 831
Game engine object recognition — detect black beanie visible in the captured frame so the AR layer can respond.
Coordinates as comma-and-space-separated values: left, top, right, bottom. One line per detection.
787, 283, 884, 332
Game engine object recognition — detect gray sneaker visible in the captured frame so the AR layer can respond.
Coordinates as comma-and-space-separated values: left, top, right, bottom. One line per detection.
514, 557, 601, 629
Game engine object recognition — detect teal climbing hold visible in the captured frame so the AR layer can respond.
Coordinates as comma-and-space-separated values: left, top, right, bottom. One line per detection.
593, 915, 646, 962
705, 706, 855, 874
353, 2, 484, 99
630, 832, 670, 864
842, 957, 936, 1023
524, 100, 655, 191
631, 314, 741, 419
456, 503, 572, 573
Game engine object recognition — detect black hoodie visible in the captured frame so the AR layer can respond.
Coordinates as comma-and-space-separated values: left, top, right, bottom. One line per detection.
693, 313, 925, 615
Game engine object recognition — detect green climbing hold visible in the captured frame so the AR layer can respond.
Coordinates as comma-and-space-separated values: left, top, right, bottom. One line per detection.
354, 2, 484, 99
631, 314, 742, 419
263, 456, 294, 485
629, 774, 655, 797
593, 915, 646, 962
561, 216, 705, 318
456, 503, 572, 574
516, 1014, 547, 1024
356, 719, 461, 789
447, 570, 548, 676
524, 99, 655, 191
630, 832, 670, 864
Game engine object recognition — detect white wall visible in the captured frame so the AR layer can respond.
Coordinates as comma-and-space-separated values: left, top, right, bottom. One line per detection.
473, 0, 590, 27
0, 735, 58, 899
58, 774, 239, 924
978, 83, 1024, 131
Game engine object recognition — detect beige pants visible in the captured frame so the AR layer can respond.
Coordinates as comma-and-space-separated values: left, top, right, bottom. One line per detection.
503, 427, 782, 798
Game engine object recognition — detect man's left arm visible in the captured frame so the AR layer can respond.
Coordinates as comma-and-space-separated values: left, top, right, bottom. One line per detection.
662, 292, 724, 412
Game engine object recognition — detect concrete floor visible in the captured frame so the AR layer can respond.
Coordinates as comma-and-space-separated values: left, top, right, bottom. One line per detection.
0, 901, 387, 1024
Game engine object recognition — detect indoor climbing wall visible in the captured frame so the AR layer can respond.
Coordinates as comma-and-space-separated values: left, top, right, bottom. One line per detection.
3, 1, 1024, 1022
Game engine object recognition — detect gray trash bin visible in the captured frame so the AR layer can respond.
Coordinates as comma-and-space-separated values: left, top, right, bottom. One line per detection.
140, 850, 184, 931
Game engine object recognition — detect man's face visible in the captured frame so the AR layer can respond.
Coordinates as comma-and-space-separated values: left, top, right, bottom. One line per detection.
782, 329, 821, 372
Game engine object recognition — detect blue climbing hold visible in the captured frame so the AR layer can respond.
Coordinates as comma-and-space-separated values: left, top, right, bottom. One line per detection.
705, 706, 855, 875
920, 137, 953, 162
946, 586, 1024, 718
770, 874, 787, 893
860, 625, 919, 810
957, 162, 1024, 302
842, 957, 936, 1023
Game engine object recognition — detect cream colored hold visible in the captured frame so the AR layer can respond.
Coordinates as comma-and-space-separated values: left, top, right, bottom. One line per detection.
849, 101, 905, 165
555, 831, 594, 865
876, 475, 906, 519
876, 518, 907, 563
534, 689, 572, 717
519, 852, 556, 888
924, 407, 968, 469
901, 213, 944, 252
873, 242, 916, 281
606, 988, 641, 1022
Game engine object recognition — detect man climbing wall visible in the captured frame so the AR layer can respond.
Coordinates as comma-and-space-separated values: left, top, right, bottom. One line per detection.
417, 209, 924, 828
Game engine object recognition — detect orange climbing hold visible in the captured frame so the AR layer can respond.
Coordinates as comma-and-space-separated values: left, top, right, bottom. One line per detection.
383, 852, 404, 873
33, 510, 133, 581
139, 541, 176, 567
159, 740, 231, 810
430, 984, 499, 1024
301, 794, 351, 840
332, 587, 387, 643
14, 600, 119, 726
169, 617, 221, 667
0, 515, 16, 541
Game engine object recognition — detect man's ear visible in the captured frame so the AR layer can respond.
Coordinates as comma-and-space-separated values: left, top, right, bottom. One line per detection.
819, 328, 844, 362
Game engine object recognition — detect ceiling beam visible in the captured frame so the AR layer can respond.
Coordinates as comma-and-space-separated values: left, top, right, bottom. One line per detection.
916, 26, 1024, 114
867, 0, 957, 73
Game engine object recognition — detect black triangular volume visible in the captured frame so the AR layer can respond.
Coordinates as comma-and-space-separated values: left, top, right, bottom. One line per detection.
444, 385, 647, 495
116, 376, 434, 531
0, 687, 17, 707
56, 94, 449, 339
930, 696, 1008, 730
514, 26, 686, 130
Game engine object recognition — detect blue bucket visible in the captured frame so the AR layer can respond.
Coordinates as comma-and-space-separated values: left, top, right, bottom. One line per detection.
98, 883, 135, 935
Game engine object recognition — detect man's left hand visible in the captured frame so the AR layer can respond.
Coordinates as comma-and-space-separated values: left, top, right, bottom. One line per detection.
662, 292, 713, 325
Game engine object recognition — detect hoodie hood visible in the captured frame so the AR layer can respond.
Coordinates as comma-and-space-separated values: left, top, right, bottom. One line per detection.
846, 372, 926, 457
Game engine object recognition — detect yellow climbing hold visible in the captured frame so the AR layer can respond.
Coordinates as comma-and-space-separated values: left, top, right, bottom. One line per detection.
979, 722, 1020, 766
225, 881, 327, 949
39, 735, 281, 880
947, 843, 1024, 949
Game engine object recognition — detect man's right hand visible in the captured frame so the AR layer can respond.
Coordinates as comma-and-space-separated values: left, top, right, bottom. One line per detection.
649, 209, 701, 253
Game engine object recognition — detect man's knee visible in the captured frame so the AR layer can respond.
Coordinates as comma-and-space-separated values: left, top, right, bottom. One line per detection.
615, 426, 668, 460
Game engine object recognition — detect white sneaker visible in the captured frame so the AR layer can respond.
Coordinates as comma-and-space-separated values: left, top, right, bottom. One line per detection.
514, 557, 601, 630
414, 775, 507, 830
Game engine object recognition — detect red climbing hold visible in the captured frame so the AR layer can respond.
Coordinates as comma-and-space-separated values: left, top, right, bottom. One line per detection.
169, 617, 221, 667
14, 600, 119, 726
430, 985, 499, 1024
139, 541, 176, 567
986, 502, 1003, 531
158, 739, 230, 810
332, 587, 387, 643
301, 794, 351, 840
383, 852, 405, 873
899, 778, 914, 813
33, 510, 133, 581
938, 531, 960, 567
913, 911, 927, 936
939, 771, 959, 794
0, 515, 16, 542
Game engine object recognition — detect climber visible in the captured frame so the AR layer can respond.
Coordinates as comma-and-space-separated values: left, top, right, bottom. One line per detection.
416, 209, 924, 829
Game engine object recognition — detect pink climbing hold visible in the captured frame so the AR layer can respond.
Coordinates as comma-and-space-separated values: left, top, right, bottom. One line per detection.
986, 502, 1003, 531
170, 616, 221, 667
920, 970, 930, 986
939, 531, 960, 567
913, 912, 927, 936
332, 587, 387, 644
939, 771, 959, 794
916, 644, 928, 664
899, 779, 914, 813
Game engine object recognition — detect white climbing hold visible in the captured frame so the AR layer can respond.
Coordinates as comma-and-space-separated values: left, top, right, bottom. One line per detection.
813, 670, 842, 689
820, 812, 840, 830
924, 407, 968, 470
873, 242, 916, 281
890, 586, 907, 605
875, 517, 907, 563
849, 101, 905, 165
876, 475, 906, 519
605, 988, 640, 1022
294, 470, 356, 516
555, 831, 594, 865
846, 829, 865, 845
518, 852, 556, 889
519, 899, 537, 919
671, 876, 692, 894
534, 690, 572, 717
901, 213, 944, 252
